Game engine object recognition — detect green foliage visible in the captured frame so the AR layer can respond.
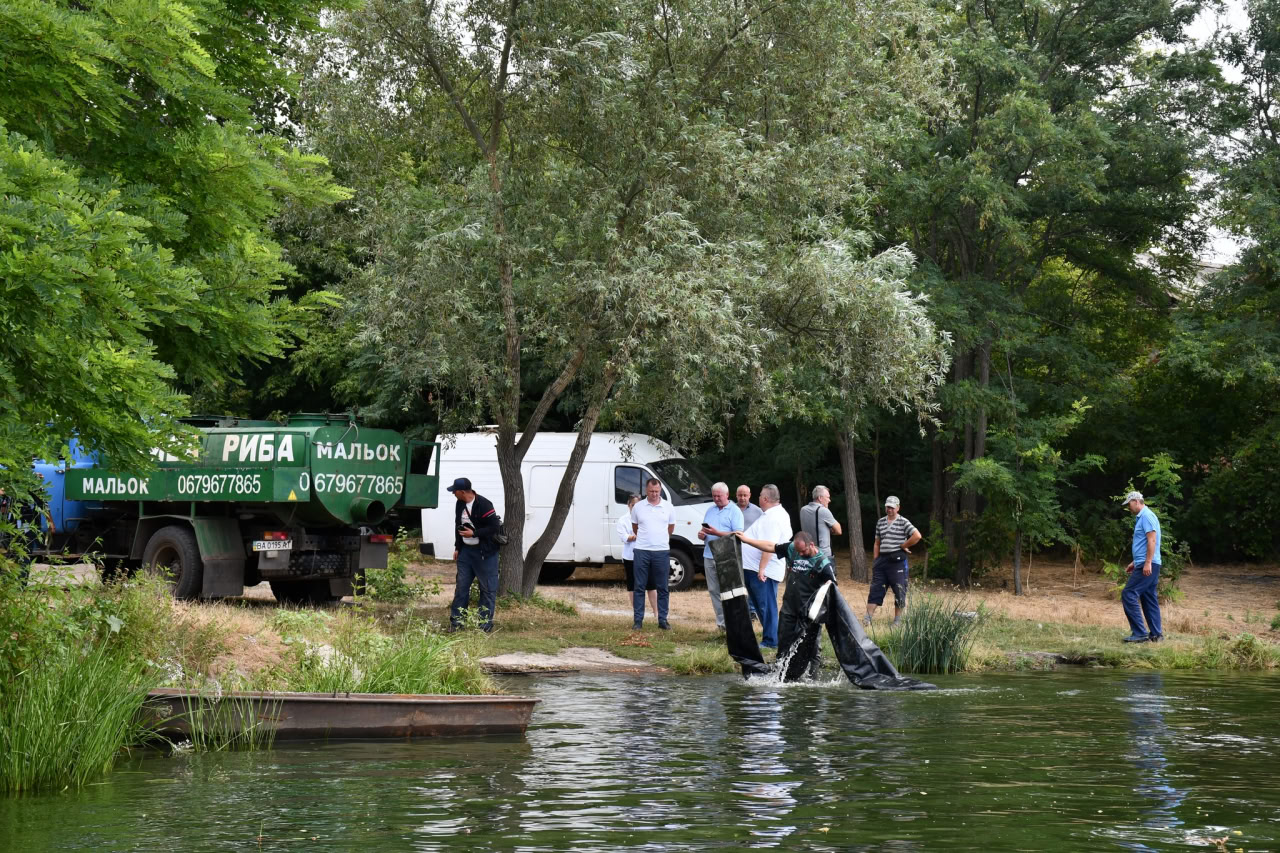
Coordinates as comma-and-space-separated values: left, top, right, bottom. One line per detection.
668, 645, 736, 675
360, 529, 439, 603
0, 0, 346, 482
0, 572, 171, 792
174, 694, 278, 753
1270, 614, 1280, 632
879, 595, 982, 674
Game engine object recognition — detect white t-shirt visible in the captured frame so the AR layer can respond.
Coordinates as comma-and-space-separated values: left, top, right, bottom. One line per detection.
742, 504, 793, 581
461, 500, 480, 545
631, 499, 676, 551
616, 512, 636, 560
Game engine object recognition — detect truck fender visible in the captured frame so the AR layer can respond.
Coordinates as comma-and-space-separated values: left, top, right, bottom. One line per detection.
131, 516, 245, 598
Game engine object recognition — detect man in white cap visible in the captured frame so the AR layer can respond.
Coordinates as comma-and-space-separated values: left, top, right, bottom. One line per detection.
1121, 490, 1163, 642
866, 495, 920, 627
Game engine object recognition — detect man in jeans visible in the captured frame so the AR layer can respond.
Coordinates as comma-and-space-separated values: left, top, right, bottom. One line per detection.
631, 478, 675, 630
448, 477, 503, 632
739, 484, 792, 648
698, 481, 744, 631
1121, 490, 1164, 643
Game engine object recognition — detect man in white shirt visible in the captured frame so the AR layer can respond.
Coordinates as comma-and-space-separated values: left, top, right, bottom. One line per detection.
739, 484, 792, 648
631, 478, 675, 630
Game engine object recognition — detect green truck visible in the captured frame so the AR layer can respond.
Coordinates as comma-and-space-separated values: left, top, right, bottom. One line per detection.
48, 413, 439, 603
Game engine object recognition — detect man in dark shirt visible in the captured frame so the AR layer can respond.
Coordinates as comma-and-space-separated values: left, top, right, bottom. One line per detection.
734, 530, 836, 659
448, 477, 503, 632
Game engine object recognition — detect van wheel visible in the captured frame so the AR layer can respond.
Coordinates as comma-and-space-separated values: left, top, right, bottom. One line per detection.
142, 525, 204, 600
538, 563, 576, 584
668, 548, 696, 591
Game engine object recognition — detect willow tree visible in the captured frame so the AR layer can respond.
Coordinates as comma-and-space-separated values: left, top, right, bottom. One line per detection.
302, 0, 951, 594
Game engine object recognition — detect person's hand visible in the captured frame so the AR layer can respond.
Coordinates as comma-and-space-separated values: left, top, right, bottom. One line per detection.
757, 569, 766, 582
627, 534, 636, 542
453, 550, 459, 560
697, 530, 707, 540
732, 530, 745, 538
1143, 563, 1152, 577
706, 526, 724, 537
1126, 561, 1135, 574
902, 547, 911, 554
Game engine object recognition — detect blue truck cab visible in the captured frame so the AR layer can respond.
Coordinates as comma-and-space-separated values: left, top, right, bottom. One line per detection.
32, 439, 101, 536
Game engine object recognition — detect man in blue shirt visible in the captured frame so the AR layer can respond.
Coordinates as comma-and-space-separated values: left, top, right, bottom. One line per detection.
1121, 490, 1163, 643
698, 482, 744, 631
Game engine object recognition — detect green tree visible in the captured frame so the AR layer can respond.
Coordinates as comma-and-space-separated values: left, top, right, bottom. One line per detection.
302, 0, 952, 594
0, 0, 345, 496
873, 0, 1225, 584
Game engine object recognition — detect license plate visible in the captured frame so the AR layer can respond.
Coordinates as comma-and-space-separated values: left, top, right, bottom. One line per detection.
252, 540, 293, 552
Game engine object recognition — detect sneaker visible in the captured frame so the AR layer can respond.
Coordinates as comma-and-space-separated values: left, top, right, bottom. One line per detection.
659, 621, 671, 631
1122, 634, 1150, 643
1148, 633, 1163, 643
891, 617, 902, 628
632, 622, 643, 631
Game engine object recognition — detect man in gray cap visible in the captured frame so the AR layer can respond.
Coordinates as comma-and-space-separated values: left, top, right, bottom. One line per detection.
1121, 490, 1163, 642
866, 495, 920, 627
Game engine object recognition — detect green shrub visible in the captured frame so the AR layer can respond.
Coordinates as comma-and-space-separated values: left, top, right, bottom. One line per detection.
882, 594, 982, 674
360, 529, 440, 602
668, 645, 735, 675
500, 590, 577, 616
1271, 614, 1280, 632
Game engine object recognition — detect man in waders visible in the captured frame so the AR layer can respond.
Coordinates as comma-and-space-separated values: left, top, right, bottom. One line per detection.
866, 495, 920, 627
733, 530, 836, 663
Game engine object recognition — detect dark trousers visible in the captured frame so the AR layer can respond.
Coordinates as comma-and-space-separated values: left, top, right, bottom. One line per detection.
451, 547, 499, 631
632, 549, 669, 624
1122, 564, 1163, 638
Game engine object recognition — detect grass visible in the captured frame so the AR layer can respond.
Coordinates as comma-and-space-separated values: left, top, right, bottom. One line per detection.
174, 693, 279, 752
0, 641, 156, 793
875, 595, 982, 674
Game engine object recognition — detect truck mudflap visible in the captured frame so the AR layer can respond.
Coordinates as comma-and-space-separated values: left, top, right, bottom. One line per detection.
192, 517, 245, 597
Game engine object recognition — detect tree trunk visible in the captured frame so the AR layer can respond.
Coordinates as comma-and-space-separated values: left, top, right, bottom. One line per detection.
495, 430, 527, 595
836, 427, 868, 582
872, 425, 881, 511
1013, 528, 1023, 596
518, 376, 614, 596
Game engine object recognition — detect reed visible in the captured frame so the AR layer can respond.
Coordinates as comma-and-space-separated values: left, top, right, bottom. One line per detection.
0, 643, 155, 793
880, 594, 982, 674
175, 693, 279, 752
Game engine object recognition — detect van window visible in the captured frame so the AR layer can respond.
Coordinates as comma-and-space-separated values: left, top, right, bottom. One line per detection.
614, 466, 645, 504
649, 459, 713, 505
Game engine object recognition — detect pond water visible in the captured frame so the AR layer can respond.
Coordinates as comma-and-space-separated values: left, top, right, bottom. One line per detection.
2, 670, 1278, 851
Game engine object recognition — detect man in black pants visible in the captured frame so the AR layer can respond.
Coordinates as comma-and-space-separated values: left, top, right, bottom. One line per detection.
447, 477, 503, 632
866, 495, 921, 627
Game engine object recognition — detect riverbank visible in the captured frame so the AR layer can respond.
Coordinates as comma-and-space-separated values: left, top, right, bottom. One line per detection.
177, 551, 1280, 680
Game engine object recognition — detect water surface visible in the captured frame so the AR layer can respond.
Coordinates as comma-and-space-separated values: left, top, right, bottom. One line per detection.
2, 670, 1277, 850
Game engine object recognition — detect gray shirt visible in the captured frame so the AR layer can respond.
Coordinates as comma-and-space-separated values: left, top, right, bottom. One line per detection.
799, 501, 838, 557
738, 502, 763, 529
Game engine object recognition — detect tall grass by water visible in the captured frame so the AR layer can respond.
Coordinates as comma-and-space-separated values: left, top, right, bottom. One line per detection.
0, 567, 166, 793
879, 594, 982, 674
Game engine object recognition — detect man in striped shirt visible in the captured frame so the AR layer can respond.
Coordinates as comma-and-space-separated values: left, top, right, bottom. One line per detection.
866, 495, 921, 627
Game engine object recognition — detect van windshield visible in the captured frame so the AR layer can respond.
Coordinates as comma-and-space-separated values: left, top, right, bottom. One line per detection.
650, 459, 714, 504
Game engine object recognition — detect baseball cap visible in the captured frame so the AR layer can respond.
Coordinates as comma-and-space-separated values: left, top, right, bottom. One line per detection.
446, 477, 473, 493
884, 495, 900, 508
1122, 490, 1143, 503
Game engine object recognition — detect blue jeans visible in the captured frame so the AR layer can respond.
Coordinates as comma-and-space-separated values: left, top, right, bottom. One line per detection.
744, 570, 779, 648
633, 549, 670, 625
451, 547, 499, 631
1122, 563, 1163, 638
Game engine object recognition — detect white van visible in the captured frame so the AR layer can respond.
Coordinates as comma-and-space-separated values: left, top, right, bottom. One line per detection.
421, 431, 716, 589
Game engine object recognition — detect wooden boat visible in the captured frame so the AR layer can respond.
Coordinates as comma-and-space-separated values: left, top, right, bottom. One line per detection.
142, 688, 539, 740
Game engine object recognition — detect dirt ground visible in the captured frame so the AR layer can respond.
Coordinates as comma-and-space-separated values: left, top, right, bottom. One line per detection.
410, 552, 1280, 640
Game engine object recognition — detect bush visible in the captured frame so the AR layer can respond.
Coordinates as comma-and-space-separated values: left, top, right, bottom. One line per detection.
882, 595, 982, 674
360, 529, 439, 602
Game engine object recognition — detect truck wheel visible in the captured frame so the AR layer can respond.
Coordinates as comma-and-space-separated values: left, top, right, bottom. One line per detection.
668, 548, 696, 591
537, 563, 576, 584
269, 580, 339, 606
142, 526, 204, 600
